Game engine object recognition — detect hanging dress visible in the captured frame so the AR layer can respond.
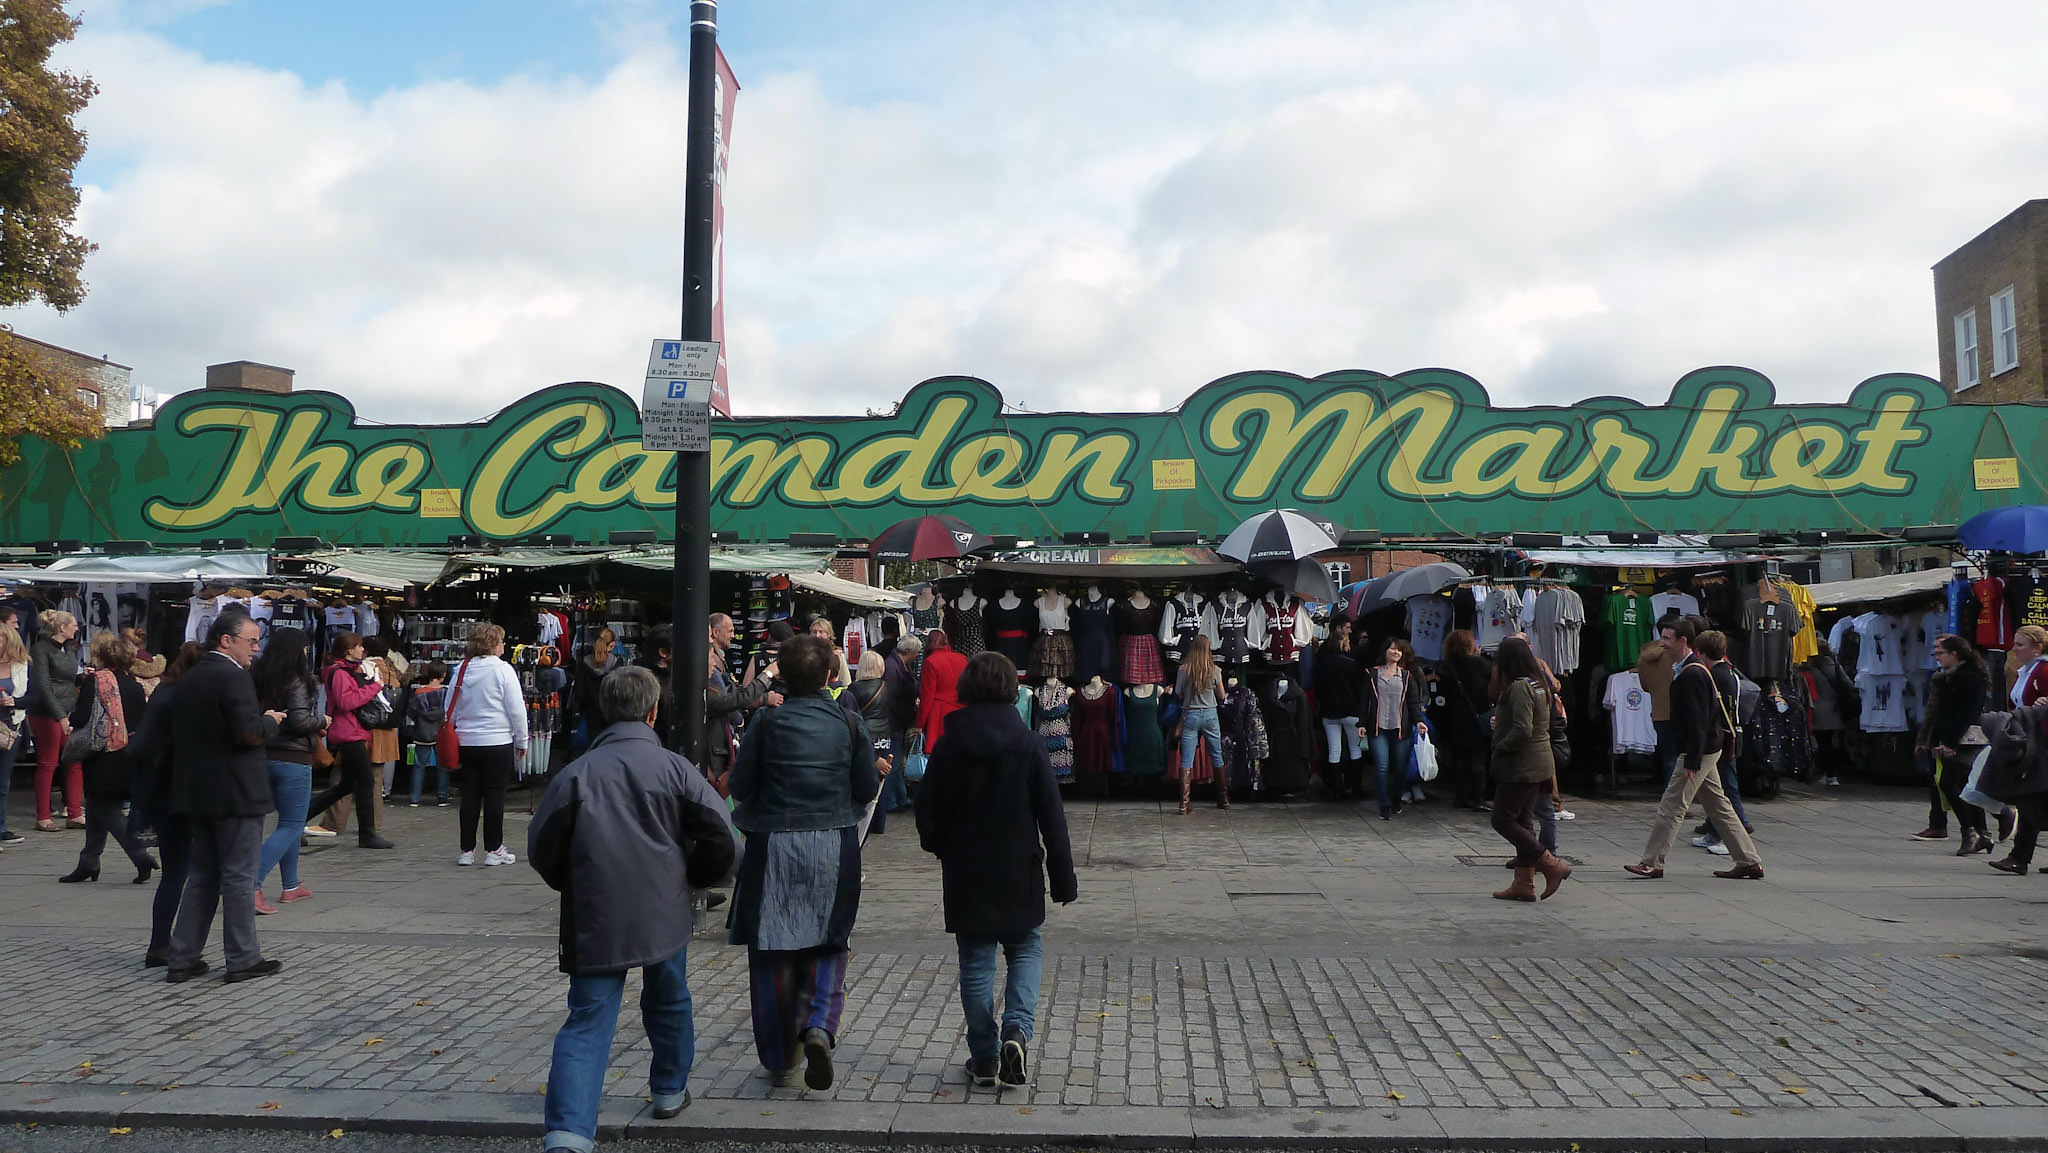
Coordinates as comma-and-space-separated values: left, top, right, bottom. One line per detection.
987, 598, 1036, 671
908, 597, 943, 636
1036, 680, 1074, 783
1070, 682, 1122, 774
1030, 593, 1076, 681
1071, 596, 1116, 683
1121, 685, 1167, 778
946, 600, 987, 658
1115, 599, 1166, 686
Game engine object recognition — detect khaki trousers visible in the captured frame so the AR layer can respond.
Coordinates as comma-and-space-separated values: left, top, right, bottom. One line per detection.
1637, 751, 1762, 870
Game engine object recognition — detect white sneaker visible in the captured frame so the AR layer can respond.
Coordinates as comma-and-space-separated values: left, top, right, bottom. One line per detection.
456, 850, 475, 866
302, 826, 337, 838
484, 847, 517, 866
1706, 840, 1731, 856
1691, 833, 1719, 849
1555, 808, 1576, 821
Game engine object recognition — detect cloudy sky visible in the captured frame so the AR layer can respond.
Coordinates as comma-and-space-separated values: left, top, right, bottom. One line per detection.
10, 0, 2047, 423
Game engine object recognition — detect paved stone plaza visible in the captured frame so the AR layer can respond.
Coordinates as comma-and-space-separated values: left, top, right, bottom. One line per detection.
2, 781, 2046, 1147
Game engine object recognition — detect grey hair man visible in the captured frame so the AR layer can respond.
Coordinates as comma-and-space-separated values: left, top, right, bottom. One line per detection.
530, 666, 742, 1153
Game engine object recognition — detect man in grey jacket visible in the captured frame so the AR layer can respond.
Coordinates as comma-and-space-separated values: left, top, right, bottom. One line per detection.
530, 666, 743, 1153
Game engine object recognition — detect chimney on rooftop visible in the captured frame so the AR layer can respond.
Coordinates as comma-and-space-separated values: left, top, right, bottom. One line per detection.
205, 360, 294, 393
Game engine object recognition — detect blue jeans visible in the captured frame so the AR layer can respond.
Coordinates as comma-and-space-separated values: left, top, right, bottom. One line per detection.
1717, 750, 1750, 830
1179, 707, 1222, 771
544, 946, 694, 1153
408, 744, 448, 805
957, 926, 1044, 1063
1322, 717, 1361, 762
257, 760, 311, 891
1368, 728, 1414, 808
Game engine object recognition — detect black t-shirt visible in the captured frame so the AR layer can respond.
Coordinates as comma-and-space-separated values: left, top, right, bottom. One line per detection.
2006, 574, 2048, 633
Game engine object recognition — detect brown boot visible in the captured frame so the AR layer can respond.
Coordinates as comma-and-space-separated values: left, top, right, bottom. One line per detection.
1534, 851, 1572, 899
1493, 866, 1538, 902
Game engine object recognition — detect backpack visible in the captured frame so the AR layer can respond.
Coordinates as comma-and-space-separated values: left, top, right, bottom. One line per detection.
406, 686, 447, 745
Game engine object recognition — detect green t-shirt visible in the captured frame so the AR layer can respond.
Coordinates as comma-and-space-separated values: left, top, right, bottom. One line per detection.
1605, 592, 1655, 671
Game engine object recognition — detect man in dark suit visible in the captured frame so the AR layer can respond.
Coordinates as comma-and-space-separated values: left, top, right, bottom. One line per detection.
164, 608, 285, 983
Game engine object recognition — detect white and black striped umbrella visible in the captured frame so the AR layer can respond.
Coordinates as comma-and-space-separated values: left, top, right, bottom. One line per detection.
1217, 509, 1340, 566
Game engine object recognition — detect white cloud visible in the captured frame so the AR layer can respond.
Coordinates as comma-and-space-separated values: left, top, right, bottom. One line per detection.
10, 2, 2048, 427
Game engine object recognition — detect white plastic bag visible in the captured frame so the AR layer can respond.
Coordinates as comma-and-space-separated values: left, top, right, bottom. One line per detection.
1411, 731, 1440, 783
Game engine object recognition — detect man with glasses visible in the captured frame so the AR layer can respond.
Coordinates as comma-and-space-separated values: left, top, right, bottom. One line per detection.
163, 607, 289, 983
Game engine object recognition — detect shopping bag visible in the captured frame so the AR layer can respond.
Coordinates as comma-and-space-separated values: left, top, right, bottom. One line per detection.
1411, 731, 1439, 783
902, 733, 928, 782
1960, 747, 2003, 814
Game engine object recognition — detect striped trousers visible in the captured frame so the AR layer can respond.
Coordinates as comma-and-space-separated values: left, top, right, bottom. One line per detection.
747, 946, 849, 1073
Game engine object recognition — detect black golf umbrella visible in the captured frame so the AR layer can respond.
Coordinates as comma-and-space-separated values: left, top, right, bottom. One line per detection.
1350, 562, 1471, 616
1218, 509, 1340, 566
867, 515, 992, 563
1251, 557, 1340, 605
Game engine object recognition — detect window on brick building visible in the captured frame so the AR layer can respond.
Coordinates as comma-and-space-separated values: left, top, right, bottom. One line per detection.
75, 388, 99, 409
1991, 286, 2019, 375
1955, 309, 1979, 389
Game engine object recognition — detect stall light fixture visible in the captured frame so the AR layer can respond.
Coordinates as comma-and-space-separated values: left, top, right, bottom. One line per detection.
101, 540, 151, 555
1604, 531, 1659, 545
1796, 530, 1833, 546
1708, 534, 1762, 549
786, 532, 838, 547
200, 537, 249, 551
709, 530, 734, 545
1901, 524, 1957, 542
607, 530, 657, 546
1337, 530, 1382, 547
1151, 530, 1200, 546
448, 533, 487, 549
524, 533, 574, 548
990, 534, 1021, 550
274, 535, 327, 551
1511, 533, 1566, 549
1064, 530, 1110, 545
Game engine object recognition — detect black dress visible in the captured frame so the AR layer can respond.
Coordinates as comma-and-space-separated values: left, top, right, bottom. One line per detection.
986, 598, 1037, 671
1071, 596, 1116, 683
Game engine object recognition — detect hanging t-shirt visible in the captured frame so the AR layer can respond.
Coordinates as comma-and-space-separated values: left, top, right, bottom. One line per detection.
1405, 595, 1452, 662
1527, 589, 1559, 669
1896, 611, 1929, 674
1602, 670, 1658, 753
1974, 577, 2012, 650
1604, 592, 1657, 672
1650, 590, 1701, 623
2007, 574, 2048, 634
1945, 577, 1971, 638
1475, 586, 1522, 651
184, 595, 218, 645
1553, 588, 1585, 674
1851, 611, 1906, 676
1784, 581, 1819, 665
1919, 608, 1946, 671
1855, 671, 1910, 733
1741, 597, 1797, 681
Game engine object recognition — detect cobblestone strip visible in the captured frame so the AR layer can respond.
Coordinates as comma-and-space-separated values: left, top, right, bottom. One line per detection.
3, 931, 2045, 1113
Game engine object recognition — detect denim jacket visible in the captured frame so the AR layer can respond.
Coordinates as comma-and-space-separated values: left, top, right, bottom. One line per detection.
728, 692, 879, 833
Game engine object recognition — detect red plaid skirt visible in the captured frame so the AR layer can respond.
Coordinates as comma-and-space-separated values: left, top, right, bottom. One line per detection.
1120, 635, 1165, 685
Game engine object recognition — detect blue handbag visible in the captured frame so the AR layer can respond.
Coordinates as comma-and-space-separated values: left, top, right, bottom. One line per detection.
902, 733, 928, 782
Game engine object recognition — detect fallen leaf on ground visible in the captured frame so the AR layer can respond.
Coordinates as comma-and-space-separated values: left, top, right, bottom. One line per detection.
329, 1130, 345, 1139
108, 1128, 131, 1136
1730, 1108, 1750, 1116
261, 1102, 282, 1110
1019, 1107, 1036, 1114
1684, 1074, 1708, 1082
363, 1038, 385, 1046
1387, 1092, 1404, 1100
414, 1001, 431, 1006
1784, 1088, 1807, 1095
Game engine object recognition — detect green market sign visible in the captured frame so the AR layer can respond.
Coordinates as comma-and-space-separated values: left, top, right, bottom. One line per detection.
2, 368, 2043, 548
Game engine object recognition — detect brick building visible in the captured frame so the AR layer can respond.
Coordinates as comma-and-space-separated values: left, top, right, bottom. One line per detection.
6, 331, 132, 425
1932, 199, 2048, 404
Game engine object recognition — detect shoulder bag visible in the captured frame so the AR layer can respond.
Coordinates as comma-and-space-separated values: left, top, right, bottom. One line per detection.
435, 659, 470, 771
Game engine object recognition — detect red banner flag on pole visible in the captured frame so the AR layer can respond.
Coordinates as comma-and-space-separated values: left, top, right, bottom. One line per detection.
709, 46, 739, 416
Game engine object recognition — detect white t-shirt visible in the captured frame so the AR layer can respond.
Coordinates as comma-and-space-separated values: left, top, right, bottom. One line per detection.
1405, 595, 1452, 662
1602, 670, 1657, 752
1854, 671, 1910, 732
1851, 612, 1906, 676
1475, 586, 1522, 651
1651, 591, 1701, 622
1917, 609, 1945, 671
185, 595, 218, 645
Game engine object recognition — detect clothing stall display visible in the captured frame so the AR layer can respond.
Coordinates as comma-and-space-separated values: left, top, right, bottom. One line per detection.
1220, 680, 1271, 795
1115, 596, 1165, 685
1070, 590, 1117, 683
1120, 684, 1168, 778
1741, 586, 1799, 681
1601, 670, 1657, 754
986, 591, 1036, 671
1404, 594, 1452, 662
1473, 584, 1522, 652
1035, 680, 1074, 782
1259, 593, 1310, 663
1212, 590, 1259, 664
1158, 590, 1215, 666
1602, 589, 1657, 671
946, 592, 986, 657
1030, 591, 1075, 680
1070, 680, 1123, 775
1256, 678, 1314, 793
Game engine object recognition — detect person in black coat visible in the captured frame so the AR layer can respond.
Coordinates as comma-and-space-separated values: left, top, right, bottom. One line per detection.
915, 651, 1077, 1091
58, 633, 159, 885
1432, 631, 1496, 811
1314, 631, 1365, 798
162, 608, 285, 984
1919, 634, 1994, 855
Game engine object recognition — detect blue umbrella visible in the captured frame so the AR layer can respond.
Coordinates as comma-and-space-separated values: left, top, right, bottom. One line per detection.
1959, 506, 2048, 555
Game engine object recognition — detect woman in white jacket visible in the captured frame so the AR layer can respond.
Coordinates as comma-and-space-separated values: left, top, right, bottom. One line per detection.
448, 623, 529, 866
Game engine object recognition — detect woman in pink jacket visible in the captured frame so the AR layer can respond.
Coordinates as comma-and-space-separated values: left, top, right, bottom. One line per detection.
306, 633, 395, 849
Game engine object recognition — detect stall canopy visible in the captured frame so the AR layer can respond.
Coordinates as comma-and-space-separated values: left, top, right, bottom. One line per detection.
607, 545, 837, 576
1520, 536, 1769, 569
0, 550, 272, 585
1806, 568, 1953, 608
789, 570, 909, 610
303, 550, 458, 591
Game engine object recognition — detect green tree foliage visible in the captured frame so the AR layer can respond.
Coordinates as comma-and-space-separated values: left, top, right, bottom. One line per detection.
0, 0, 101, 475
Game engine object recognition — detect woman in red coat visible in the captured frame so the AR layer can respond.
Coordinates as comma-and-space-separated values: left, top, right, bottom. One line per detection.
913, 630, 969, 752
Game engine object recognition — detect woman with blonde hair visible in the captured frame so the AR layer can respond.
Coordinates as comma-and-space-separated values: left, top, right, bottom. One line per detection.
27, 608, 84, 830
59, 632, 158, 884
810, 616, 853, 690
0, 607, 29, 846
843, 649, 894, 836
448, 622, 530, 867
